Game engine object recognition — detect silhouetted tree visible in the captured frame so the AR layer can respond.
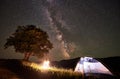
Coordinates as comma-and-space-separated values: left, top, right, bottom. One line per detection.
4, 25, 53, 60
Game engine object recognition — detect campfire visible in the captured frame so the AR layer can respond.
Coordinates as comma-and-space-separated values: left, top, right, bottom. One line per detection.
41, 60, 50, 70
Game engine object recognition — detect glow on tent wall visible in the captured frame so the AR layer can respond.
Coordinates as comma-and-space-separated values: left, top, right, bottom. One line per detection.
75, 57, 113, 76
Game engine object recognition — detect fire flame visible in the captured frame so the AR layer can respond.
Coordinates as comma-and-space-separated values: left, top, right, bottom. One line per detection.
42, 60, 50, 70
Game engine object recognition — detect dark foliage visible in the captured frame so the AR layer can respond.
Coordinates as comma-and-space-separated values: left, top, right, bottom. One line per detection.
4, 25, 53, 60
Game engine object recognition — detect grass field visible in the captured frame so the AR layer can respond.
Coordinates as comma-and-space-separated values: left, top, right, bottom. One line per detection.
22, 61, 83, 79
0, 59, 83, 79
0, 59, 119, 79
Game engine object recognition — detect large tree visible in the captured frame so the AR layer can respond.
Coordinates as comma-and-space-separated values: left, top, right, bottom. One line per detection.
4, 25, 53, 60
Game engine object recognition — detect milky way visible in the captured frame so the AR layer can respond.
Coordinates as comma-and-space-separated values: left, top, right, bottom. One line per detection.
0, 0, 120, 60
42, 0, 76, 58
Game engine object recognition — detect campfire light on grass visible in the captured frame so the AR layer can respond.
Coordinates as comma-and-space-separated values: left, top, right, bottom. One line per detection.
22, 60, 82, 78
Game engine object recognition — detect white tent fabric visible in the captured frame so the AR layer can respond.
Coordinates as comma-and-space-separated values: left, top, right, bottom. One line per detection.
74, 57, 112, 75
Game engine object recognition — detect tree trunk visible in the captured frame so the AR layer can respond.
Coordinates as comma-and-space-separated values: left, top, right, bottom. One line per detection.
24, 52, 32, 61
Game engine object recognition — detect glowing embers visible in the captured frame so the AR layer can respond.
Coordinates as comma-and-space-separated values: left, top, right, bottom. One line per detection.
41, 60, 50, 70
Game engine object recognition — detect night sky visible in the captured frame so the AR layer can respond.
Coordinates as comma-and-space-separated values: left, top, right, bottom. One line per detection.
0, 0, 120, 61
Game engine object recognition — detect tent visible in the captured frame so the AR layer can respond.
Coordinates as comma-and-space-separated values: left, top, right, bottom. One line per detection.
74, 57, 113, 76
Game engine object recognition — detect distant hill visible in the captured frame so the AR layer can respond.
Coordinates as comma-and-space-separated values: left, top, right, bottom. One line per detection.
51, 57, 80, 70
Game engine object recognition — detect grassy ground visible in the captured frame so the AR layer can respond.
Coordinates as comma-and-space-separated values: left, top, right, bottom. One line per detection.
0, 68, 19, 79
0, 59, 83, 79
22, 61, 83, 79
0, 59, 119, 79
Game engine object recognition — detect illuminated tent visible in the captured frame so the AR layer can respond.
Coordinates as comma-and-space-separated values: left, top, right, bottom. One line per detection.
74, 57, 113, 76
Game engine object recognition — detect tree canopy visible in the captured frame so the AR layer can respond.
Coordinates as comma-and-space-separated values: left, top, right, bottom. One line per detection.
4, 25, 53, 60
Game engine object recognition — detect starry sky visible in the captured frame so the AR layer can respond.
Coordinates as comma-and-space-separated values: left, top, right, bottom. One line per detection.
0, 0, 120, 61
